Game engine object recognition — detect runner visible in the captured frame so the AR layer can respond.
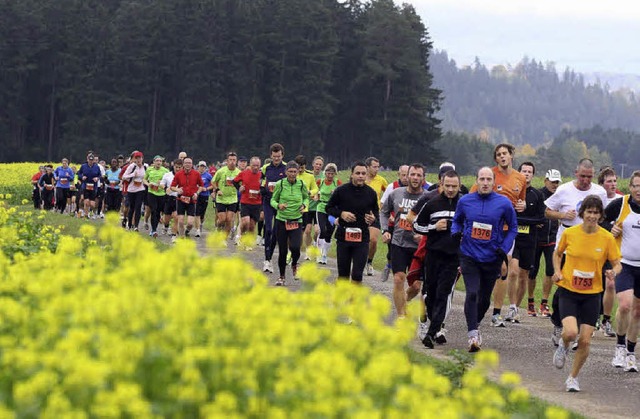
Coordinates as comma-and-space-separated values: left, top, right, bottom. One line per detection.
270, 161, 309, 286
552, 195, 621, 392
380, 165, 409, 282
293, 155, 319, 260
315, 163, 341, 264
121, 151, 146, 230
413, 169, 462, 348
261, 143, 287, 273
326, 161, 379, 283
38, 165, 56, 210
170, 157, 204, 239
544, 158, 608, 344
529, 169, 562, 317
306, 156, 325, 253
380, 164, 426, 318
160, 159, 182, 241
195, 161, 213, 238
31, 166, 45, 209
77, 152, 103, 219
233, 156, 263, 247
104, 159, 122, 213
452, 167, 518, 352
605, 171, 640, 372
144, 155, 169, 238
212, 152, 241, 236
505, 161, 546, 322
53, 158, 74, 214
364, 157, 388, 276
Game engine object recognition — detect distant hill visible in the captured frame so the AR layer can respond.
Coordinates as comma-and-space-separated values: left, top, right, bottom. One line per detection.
430, 51, 640, 146
584, 72, 640, 93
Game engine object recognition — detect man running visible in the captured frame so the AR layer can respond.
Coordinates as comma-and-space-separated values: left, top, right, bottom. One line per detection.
144, 155, 169, 237
233, 156, 263, 247
364, 157, 388, 276
380, 165, 409, 282
261, 143, 287, 273
212, 152, 241, 236
77, 152, 103, 219
53, 158, 74, 214
294, 155, 319, 260
195, 161, 213, 237
170, 157, 204, 239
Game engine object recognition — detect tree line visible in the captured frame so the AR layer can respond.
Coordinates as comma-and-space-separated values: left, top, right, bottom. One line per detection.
0, 0, 441, 167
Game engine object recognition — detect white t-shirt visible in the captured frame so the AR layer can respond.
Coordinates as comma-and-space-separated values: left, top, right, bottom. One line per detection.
161, 171, 177, 196
604, 192, 624, 207
544, 181, 607, 244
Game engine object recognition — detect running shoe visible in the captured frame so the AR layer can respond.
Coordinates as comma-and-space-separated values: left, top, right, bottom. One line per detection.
602, 321, 616, 337
435, 328, 447, 344
468, 336, 481, 353
565, 376, 580, 392
422, 334, 435, 349
491, 314, 506, 327
275, 277, 285, 286
255, 235, 263, 246
292, 264, 299, 280
417, 320, 428, 341
318, 255, 327, 265
624, 353, 638, 372
144, 222, 149, 230
381, 263, 391, 282
553, 345, 567, 369
185, 228, 190, 237
365, 262, 374, 276
304, 252, 311, 261
612, 345, 626, 368
195, 229, 201, 238
263, 260, 274, 273
505, 307, 519, 323
162, 227, 169, 235
571, 338, 579, 351
552, 326, 563, 347
527, 303, 537, 317
170, 235, 177, 243
539, 303, 551, 317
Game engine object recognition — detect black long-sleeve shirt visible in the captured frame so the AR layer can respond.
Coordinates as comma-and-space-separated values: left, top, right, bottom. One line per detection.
326, 182, 379, 243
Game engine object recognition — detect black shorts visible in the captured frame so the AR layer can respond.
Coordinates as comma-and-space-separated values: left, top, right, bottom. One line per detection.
557, 287, 601, 327
370, 217, 381, 230
164, 196, 177, 214
512, 235, 536, 270
390, 244, 417, 274
303, 211, 315, 228
615, 263, 640, 298
216, 202, 238, 213
241, 204, 261, 222
196, 195, 209, 217
176, 200, 196, 217
83, 187, 97, 201
529, 244, 554, 279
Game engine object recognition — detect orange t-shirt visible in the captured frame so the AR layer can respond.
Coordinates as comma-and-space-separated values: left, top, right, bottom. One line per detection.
471, 167, 526, 207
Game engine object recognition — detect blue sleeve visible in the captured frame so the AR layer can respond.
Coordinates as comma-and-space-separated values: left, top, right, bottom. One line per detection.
501, 201, 518, 253
451, 199, 465, 235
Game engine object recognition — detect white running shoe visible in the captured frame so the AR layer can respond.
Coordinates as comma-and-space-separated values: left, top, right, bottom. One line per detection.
318, 254, 327, 265
255, 235, 263, 246
552, 326, 563, 347
612, 345, 626, 368
304, 252, 311, 261
381, 263, 391, 282
624, 353, 638, 372
491, 314, 506, 327
554, 345, 567, 369
195, 229, 201, 238
417, 320, 429, 341
565, 376, 580, 392
263, 260, 274, 273
234, 234, 241, 245
468, 336, 481, 352
505, 306, 519, 323
365, 262, 374, 276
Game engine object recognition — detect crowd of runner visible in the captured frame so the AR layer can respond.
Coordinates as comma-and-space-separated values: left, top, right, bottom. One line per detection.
29, 142, 640, 392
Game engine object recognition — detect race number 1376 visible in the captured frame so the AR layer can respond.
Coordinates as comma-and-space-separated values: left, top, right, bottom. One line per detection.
471, 222, 492, 241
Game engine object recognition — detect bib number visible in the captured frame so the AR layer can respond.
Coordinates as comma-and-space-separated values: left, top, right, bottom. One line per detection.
179, 196, 192, 204
249, 189, 260, 199
572, 269, 594, 291
150, 184, 159, 191
471, 222, 492, 241
345, 227, 362, 242
85, 183, 94, 191
268, 182, 276, 193
133, 180, 143, 187
517, 225, 530, 234
285, 221, 299, 231
45, 184, 54, 190
226, 177, 233, 187
397, 213, 413, 231
60, 178, 69, 184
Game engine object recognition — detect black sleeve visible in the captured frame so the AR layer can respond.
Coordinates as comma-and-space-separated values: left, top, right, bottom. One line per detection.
326, 186, 342, 218
603, 197, 623, 228
411, 194, 429, 214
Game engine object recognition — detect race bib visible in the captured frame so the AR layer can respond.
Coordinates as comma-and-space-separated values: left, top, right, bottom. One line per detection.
396, 213, 413, 231
471, 221, 492, 241
85, 183, 95, 191
110, 181, 118, 186
60, 178, 69, 184
45, 184, 54, 190
572, 269, 594, 291
150, 184, 159, 191
249, 189, 260, 199
517, 225, 530, 234
226, 177, 233, 187
179, 196, 192, 204
345, 227, 362, 242
285, 220, 299, 231
268, 182, 277, 193
133, 180, 143, 187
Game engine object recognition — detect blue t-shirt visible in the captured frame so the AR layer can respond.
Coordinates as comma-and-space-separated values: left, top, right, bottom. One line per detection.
200, 172, 213, 197
54, 166, 75, 189
106, 168, 121, 190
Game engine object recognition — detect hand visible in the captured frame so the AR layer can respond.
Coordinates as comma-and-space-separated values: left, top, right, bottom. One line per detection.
364, 211, 375, 225
611, 224, 622, 238
381, 231, 391, 243
552, 272, 563, 283
93, 177, 98, 182
341, 211, 356, 223
515, 199, 526, 212
605, 269, 616, 282
278, 203, 288, 210
435, 219, 448, 231
299, 204, 305, 212
564, 210, 577, 221
82, 176, 87, 180
239, 185, 245, 192
177, 187, 184, 195
312, 194, 319, 201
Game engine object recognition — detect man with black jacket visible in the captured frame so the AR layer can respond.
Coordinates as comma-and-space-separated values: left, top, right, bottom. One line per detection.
412, 170, 462, 348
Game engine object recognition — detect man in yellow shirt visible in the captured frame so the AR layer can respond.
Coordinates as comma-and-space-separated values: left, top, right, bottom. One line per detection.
364, 157, 388, 276
295, 155, 320, 260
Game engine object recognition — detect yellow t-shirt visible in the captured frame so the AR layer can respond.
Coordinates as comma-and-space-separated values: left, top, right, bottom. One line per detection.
297, 170, 319, 213
366, 175, 388, 208
557, 226, 621, 294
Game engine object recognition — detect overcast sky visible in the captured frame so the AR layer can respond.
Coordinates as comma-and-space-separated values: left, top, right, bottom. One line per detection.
409, 0, 640, 75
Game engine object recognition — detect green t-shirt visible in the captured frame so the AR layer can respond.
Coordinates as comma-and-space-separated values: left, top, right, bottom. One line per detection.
145, 166, 170, 196
213, 166, 241, 204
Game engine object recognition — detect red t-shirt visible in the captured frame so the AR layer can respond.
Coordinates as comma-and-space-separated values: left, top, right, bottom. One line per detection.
31, 172, 42, 183
234, 169, 262, 205
171, 169, 204, 200
119, 163, 130, 194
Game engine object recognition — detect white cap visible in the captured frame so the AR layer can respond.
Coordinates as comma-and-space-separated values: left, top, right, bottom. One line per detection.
545, 169, 562, 182
198, 161, 207, 167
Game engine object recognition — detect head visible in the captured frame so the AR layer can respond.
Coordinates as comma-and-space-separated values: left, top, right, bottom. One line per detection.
397, 165, 409, 186
173, 159, 183, 172
493, 143, 515, 169
597, 167, 617, 197
226, 152, 237, 170
312, 156, 325, 174
45, 164, 53, 174
285, 161, 299, 181
197, 161, 207, 173
39, 165, 45, 173
324, 163, 337, 181
578, 195, 604, 224
178, 151, 187, 160
238, 156, 248, 170
476, 166, 495, 195
350, 161, 367, 186
87, 153, 95, 165
441, 170, 461, 199
117, 155, 124, 168
365, 157, 380, 177
132, 151, 144, 165
249, 157, 261, 173
407, 163, 425, 191
183, 157, 193, 171
153, 155, 163, 169
544, 169, 562, 193
270, 143, 284, 165
629, 171, 640, 204
110, 158, 117, 169
518, 161, 535, 185
574, 158, 595, 191
294, 155, 307, 171
438, 162, 456, 181
61, 158, 69, 168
